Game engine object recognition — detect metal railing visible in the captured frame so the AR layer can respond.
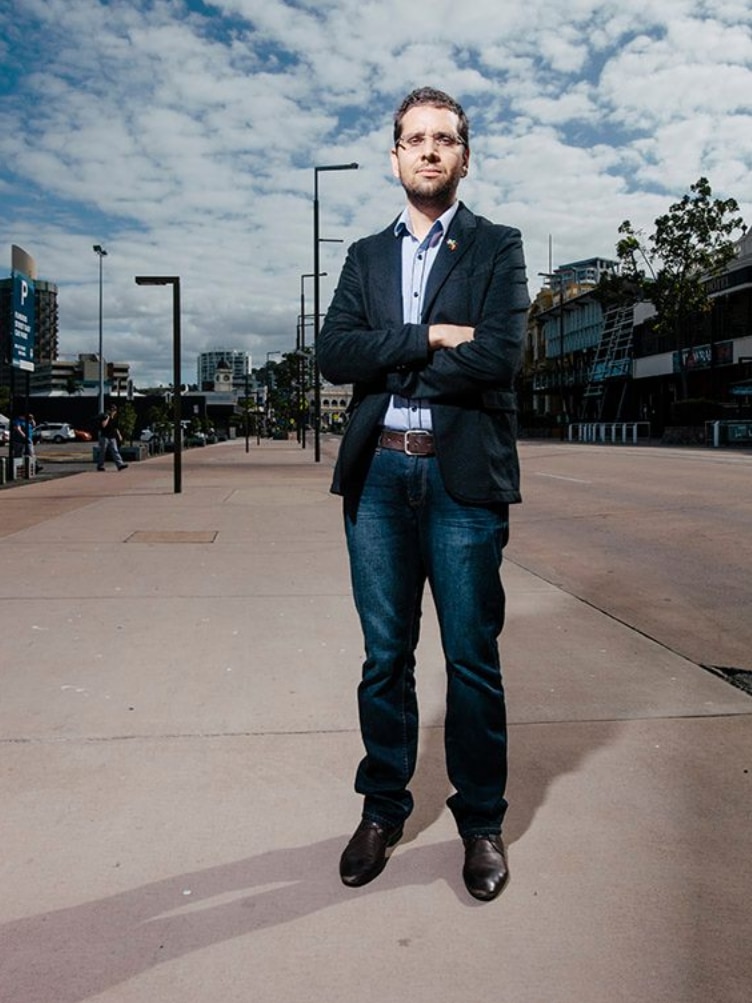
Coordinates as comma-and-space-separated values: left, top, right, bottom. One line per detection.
568, 421, 651, 445
705, 420, 752, 448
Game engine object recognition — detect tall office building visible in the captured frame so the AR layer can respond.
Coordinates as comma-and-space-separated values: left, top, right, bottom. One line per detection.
197, 349, 251, 390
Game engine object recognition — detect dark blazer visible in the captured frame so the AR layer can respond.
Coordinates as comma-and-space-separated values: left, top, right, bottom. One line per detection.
318, 202, 530, 504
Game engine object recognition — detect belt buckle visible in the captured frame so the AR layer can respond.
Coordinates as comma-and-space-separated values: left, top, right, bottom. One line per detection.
404, 430, 431, 455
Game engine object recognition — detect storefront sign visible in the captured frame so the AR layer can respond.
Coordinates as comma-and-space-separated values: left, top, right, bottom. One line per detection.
673, 340, 733, 372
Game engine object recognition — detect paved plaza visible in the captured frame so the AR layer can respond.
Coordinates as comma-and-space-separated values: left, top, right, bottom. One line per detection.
1, 438, 750, 1003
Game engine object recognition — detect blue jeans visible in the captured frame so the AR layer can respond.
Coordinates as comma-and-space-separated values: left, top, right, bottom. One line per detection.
344, 447, 510, 838
98, 435, 125, 469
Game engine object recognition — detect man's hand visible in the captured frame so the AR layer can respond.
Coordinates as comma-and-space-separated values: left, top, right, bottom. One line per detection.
428, 324, 475, 349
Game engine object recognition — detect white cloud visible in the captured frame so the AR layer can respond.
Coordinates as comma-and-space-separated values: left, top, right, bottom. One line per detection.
0, 0, 750, 386
600, 27, 752, 130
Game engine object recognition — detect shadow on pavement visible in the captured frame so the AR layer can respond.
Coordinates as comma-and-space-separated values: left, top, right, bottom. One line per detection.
0, 716, 618, 1002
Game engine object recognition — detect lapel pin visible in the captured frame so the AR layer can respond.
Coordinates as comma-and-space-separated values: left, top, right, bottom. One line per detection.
446, 238, 458, 252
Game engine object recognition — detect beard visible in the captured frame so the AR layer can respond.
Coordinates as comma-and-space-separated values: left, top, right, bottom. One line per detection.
399, 171, 461, 213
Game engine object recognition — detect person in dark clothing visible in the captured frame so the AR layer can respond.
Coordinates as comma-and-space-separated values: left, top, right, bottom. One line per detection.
97, 405, 128, 471
318, 87, 529, 901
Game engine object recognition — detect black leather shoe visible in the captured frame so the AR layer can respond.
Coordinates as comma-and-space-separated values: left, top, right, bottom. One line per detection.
462, 834, 508, 901
339, 819, 403, 887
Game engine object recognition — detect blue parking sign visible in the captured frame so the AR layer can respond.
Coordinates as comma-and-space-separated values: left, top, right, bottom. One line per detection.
12, 270, 35, 371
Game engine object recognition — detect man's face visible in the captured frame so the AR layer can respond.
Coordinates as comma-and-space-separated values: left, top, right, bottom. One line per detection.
391, 104, 469, 210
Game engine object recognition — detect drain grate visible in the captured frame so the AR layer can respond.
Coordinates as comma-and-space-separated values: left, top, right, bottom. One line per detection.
702, 665, 752, 697
126, 530, 218, 544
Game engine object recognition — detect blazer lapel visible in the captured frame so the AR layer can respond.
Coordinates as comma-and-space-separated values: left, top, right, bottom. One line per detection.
421, 203, 476, 320
370, 222, 403, 323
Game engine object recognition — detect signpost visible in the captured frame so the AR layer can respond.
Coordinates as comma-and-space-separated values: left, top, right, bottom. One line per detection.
12, 270, 35, 371
6, 246, 37, 481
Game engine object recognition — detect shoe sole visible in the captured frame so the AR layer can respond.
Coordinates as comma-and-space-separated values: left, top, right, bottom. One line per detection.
464, 873, 509, 901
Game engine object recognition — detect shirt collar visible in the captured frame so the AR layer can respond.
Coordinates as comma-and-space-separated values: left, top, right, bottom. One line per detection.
394, 201, 460, 245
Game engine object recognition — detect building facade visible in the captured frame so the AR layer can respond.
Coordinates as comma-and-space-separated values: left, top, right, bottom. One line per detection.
522, 238, 752, 433
197, 350, 251, 390
524, 258, 619, 423
319, 383, 352, 431
630, 229, 752, 430
27, 354, 131, 397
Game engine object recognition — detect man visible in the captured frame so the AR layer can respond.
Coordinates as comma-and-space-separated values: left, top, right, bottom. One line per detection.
25, 414, 42, 473
97, 404, 128, 471
11, 414, 42, 474
11, 414, 28, 458
318, 87, 529, 901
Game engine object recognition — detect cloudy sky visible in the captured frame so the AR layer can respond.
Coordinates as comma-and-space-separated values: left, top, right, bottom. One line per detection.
1, 0, 751, 387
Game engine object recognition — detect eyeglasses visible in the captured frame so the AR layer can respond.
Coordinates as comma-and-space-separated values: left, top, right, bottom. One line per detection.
396, 132, 465, 152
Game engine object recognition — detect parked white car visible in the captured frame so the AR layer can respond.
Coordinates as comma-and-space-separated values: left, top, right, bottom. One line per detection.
33, 422, 76, 443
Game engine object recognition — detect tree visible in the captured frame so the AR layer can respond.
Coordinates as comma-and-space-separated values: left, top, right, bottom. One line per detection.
260, 352, 302, 431
119, 402, 137, 444
614, 177, 746, 398
145, 402, 171, 442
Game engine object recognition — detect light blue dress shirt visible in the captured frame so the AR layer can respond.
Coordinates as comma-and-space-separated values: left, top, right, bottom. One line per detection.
382, 201, 460, 432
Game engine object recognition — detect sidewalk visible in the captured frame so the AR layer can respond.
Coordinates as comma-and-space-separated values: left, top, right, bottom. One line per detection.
1, 438, 750, 1003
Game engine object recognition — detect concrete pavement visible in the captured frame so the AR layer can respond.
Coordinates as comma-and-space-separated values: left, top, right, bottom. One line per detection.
1, 438, 750, 1003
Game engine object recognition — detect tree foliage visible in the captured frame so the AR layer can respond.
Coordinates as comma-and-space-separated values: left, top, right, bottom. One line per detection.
259, 351, 310, 430
118, 402, 137, 443
145, 402, 171, 440
615, 177, 746, 342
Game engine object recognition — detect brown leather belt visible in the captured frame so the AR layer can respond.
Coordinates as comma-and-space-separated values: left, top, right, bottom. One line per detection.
378, 428, 436, 456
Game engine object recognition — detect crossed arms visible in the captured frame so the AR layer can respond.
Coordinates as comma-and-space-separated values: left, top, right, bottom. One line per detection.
318, 225, 529, 400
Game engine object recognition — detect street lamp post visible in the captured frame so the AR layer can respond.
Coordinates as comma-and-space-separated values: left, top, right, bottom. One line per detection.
296, 313, 302, 446
299, 271, 326, 449
313, 162, 358, 461
134, 275, 182, 494
244, 357, 251, 453
265, 350, 282, 437
93, 244, 108, 413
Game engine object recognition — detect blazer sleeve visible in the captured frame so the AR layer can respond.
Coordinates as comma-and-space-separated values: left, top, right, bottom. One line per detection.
392, 226, 529, 400
317, 238, 430, 386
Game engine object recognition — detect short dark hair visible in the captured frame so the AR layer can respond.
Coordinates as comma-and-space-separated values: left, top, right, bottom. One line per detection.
393, 87, 469, 147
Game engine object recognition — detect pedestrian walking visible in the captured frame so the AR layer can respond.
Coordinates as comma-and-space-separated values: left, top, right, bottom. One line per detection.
97, 405, 128, 471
